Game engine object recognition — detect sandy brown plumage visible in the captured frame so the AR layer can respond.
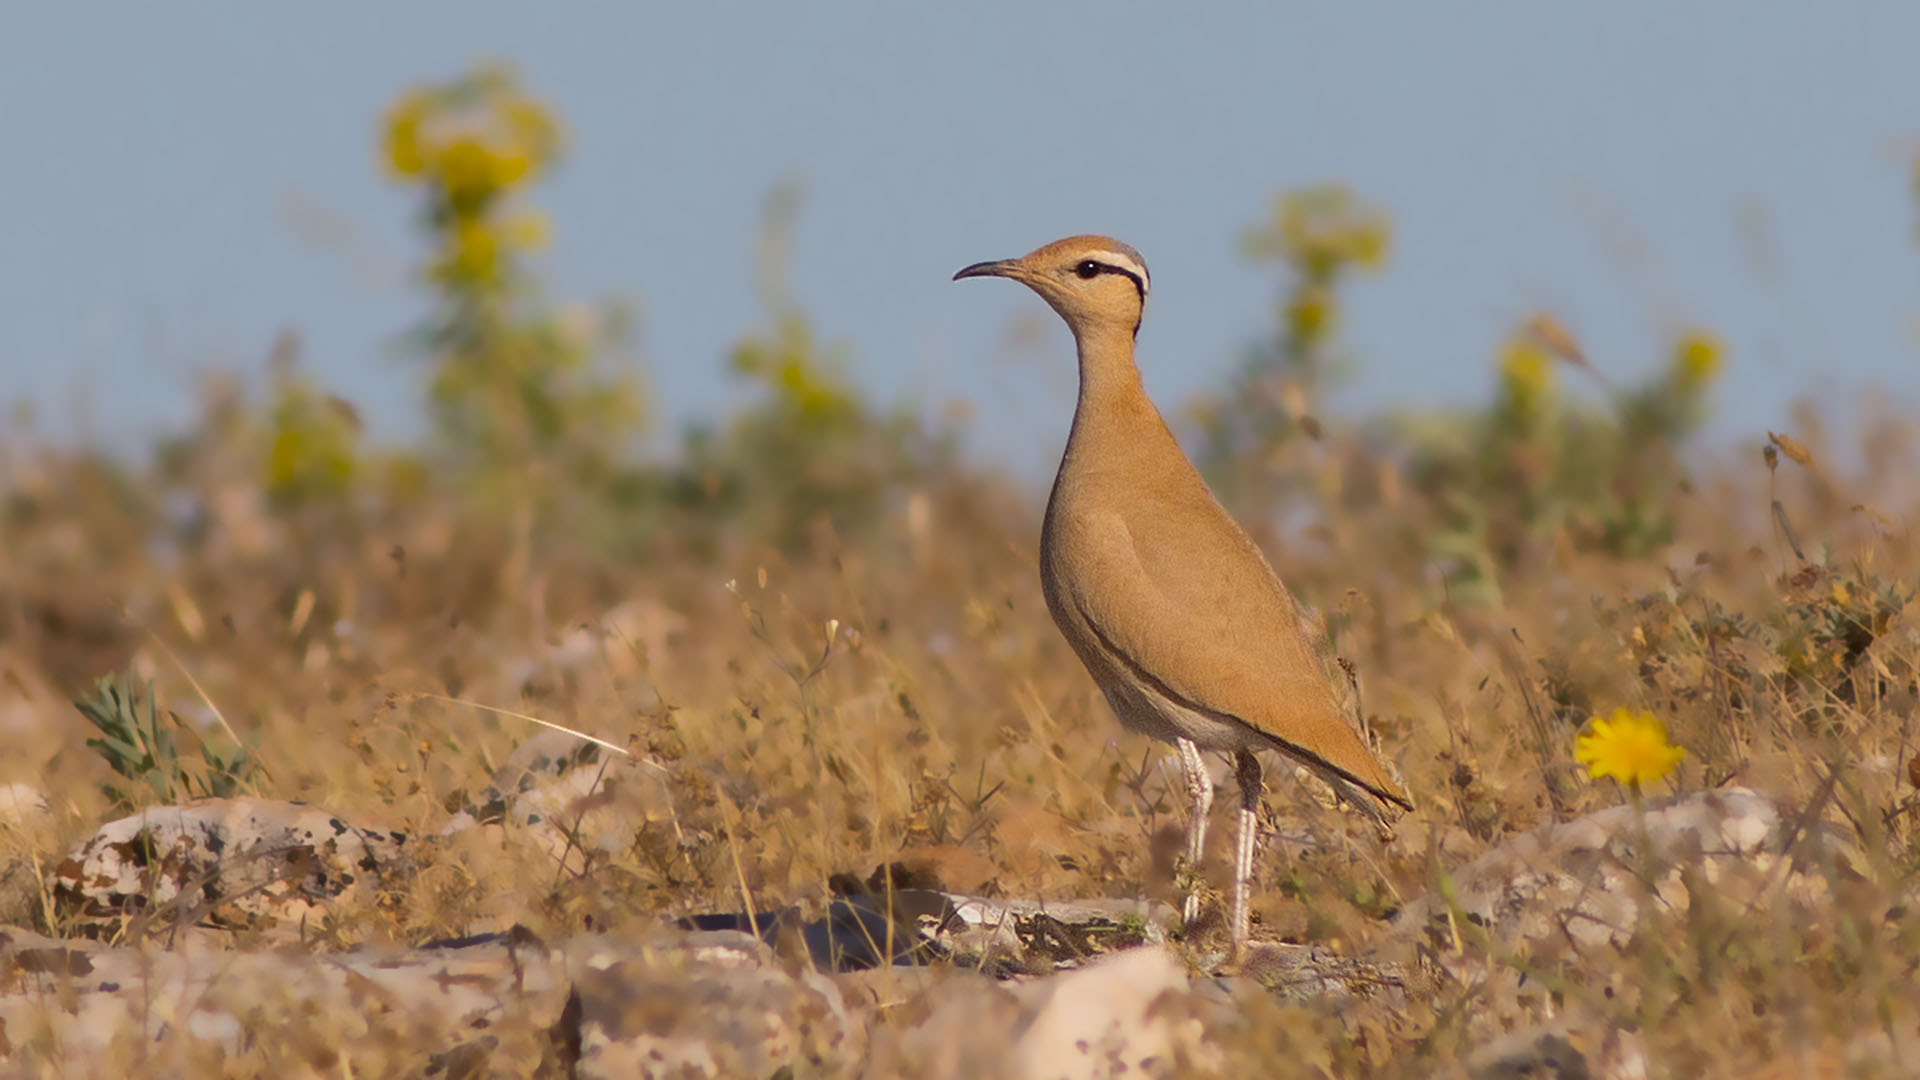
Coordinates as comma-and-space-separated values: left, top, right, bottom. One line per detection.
956, 234, 1410, 957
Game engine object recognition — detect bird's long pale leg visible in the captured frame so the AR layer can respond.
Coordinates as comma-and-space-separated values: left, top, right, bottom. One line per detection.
1176, 737, 1211, 926
1231, 749, 1263, 957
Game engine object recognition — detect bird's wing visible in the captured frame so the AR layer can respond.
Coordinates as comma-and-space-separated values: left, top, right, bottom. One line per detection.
1059, 505, 1411, 811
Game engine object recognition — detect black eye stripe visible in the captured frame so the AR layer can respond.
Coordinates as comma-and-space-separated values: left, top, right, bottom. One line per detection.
1074, 260, 1146, 302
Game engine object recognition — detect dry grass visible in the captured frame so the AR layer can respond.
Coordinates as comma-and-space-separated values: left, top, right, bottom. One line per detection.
5, 367, 1920, 1077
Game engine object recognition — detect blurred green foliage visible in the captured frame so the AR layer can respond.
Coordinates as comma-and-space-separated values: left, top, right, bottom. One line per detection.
290, 63, 949, 559
9, 62, 1920, 1080
1195, 185, 1391, 513
1180, 182, 1728, 609
1398, 322, 1724, 605
55, 63, 1767, 592
671, 179, 953, 552
262, 333, 363, 507
382, 63, 644, 526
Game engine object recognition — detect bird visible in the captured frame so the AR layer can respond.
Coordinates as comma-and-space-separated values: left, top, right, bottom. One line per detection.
953, 235, 1413, 958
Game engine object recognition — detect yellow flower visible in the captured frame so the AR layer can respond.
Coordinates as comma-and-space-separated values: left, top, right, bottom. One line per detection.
1251, 185, 1392, 278
382, 92, 432, 177
1575, 707, 1686, 787
1287, 286, 1333, 343
381, 67, 566, 300
439, 217, 500, 283
485, 140, 533, 188
1498, 337, 1554, 419
1344, 221, 1391, 269
433, 137, 495, 199
1673, 329, 1724, 389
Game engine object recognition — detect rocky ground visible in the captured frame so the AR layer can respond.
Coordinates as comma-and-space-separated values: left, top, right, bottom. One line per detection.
2, 730, 1872, 1079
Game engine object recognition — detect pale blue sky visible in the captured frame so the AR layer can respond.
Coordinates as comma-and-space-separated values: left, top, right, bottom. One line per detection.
4, 5, 1918, 474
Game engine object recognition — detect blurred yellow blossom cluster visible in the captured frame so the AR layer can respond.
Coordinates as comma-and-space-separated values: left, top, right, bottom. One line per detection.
264, 374, 360, 504
727, 179, 860, 429
1575, 706, 1686, 789
730, 318, 857, 426
377, 63, 644, 530
1195, 185, 1393, 514
383, 64, 561, 289
693, 178, 951, 550
1243, 185, 1391, 368
1496, 334, 1556, 428
1671, 328, 1724, 391
1493, 313, 1591, 429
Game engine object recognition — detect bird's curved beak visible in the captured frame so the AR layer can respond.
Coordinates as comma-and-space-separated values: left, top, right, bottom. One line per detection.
952, 258, 1020, 282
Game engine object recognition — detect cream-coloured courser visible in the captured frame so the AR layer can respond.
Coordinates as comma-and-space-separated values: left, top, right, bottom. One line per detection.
954, 235, 1413, 956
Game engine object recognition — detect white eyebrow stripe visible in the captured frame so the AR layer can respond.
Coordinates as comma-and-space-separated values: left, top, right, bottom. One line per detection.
1086, 251, 1150, 292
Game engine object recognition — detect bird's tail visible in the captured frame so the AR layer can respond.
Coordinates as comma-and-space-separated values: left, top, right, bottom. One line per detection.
1295, 602, 1413, 838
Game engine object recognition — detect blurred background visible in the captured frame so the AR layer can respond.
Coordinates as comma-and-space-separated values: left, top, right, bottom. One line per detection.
11, 13, 1920, 1070
5, 5, 1918, 474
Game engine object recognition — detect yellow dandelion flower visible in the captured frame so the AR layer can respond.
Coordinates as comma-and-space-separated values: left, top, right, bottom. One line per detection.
1575, 707, 1686, 787
1674, 329, 1724, 389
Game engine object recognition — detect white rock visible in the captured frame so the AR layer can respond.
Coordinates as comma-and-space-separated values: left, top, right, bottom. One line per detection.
569, 936, 860, 1079
54, 797, 408, 937
872, 945, 1212, 1079
1008, 945, 1211, 1079
1393, 787, 1801, 951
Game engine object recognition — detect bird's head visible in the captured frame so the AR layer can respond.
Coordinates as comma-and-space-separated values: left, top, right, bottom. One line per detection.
953, 234, 1150, 339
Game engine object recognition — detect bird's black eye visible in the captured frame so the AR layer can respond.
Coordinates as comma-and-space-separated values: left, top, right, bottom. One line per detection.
1074, 260, 1102, 280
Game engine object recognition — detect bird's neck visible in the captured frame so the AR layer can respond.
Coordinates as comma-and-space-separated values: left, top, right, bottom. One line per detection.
1060, 326, 1172, 474
1071, 326, 1146, 411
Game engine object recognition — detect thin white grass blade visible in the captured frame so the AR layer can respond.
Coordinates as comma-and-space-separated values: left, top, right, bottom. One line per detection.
410, 691, 634, 758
